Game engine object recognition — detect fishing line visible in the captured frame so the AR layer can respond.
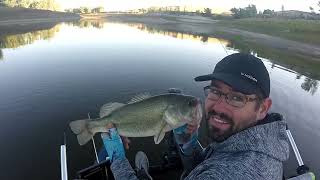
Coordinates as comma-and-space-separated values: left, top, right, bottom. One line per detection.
88, 112, 100, 163
218, 37, 229, 56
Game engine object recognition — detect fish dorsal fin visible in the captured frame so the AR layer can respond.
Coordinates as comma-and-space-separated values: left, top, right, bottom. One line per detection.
99, 102, 125, 118
167, 88, 183, 94
127, 93, 151, 104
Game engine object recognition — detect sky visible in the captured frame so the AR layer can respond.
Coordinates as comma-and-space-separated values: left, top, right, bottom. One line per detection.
56, 0, 320, 13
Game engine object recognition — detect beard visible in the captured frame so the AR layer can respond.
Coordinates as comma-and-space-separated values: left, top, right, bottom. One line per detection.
206, 110, 235, 142
206, 109, 257, 143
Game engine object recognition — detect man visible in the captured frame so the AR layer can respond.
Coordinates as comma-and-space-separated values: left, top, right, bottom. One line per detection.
102, 53, 290, 180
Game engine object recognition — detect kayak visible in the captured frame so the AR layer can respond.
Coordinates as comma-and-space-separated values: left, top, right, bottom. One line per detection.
74, 132, 183, 180
63, 129, 316, 180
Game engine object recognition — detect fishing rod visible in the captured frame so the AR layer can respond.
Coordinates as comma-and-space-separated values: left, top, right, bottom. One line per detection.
286, 125, 315, 180
285, 126, 313, 178
60, 133, 68, 180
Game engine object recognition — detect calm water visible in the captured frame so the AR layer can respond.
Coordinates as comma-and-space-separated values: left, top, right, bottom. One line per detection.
0, 20, 319, 179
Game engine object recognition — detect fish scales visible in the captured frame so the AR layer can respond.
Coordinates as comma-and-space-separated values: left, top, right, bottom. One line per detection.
69, 93, 202, 145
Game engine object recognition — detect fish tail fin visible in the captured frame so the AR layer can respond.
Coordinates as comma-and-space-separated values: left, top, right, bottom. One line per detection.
69, 119, 88, 134
69, 119, 93, 145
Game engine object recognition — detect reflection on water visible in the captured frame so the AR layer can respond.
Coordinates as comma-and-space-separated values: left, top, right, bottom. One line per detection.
226, 35, 320, 81
296, 74, 302, 80
0, 20, 104, 62
270, 63, 319, 95
0, 19, 318, 96
122, 21, 320, 87
0, 18, 318, 96
0, 25, 60, 52
127, 23, 230, 46
65, 20, 104, 29
301, 77, 318, 95
125, 22, 320, 95
0, 49, 3, 60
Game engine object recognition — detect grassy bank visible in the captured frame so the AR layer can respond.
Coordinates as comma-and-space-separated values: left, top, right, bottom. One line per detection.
217, 18, 320, 46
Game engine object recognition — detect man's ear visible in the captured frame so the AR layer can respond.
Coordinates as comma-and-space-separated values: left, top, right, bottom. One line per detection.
257, 98, 272, 120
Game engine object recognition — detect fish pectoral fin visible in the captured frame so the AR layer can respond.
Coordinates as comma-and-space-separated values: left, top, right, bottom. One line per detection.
99, 102, 125, 118
154, 131, 165, 144
154, 122, 168, 144
163, 105, 180, 127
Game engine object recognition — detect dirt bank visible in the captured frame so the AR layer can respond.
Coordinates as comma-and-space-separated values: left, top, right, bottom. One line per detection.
0, 7, 80, 36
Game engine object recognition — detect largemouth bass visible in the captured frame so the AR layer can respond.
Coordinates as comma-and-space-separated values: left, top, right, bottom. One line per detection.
69, 93, 202, 145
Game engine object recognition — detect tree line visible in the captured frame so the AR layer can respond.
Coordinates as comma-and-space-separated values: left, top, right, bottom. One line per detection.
230, 4, 320, 19
230, 5, 257, 18
65, 6, 104, 14
132, 6, 214, 17
0, 0, 58, 11
230, 4, 276, 18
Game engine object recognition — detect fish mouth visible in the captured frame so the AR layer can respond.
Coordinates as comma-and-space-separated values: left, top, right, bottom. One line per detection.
192, 99, 203, 123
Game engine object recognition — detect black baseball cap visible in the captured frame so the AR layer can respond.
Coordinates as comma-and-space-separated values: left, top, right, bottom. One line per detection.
195, 53, 270, 98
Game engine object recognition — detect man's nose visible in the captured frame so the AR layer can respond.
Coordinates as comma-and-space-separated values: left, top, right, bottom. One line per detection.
211, 95, 230, 111
215, 94, 228, 105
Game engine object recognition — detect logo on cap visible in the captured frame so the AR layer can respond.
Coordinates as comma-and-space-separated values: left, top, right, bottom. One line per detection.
241, 72, 257, 83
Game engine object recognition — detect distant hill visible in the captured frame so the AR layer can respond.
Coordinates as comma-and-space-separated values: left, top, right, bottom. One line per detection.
0, 7, 80, 21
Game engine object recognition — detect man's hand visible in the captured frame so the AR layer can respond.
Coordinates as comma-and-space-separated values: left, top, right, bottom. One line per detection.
121, 136, 130, 150
185, 123, 199, 134
173, 122, 199, 155
105, 123, 131, 149
101, 124, 126, 162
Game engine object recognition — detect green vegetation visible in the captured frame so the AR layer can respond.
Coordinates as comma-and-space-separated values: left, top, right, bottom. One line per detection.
262, 9, 275, 16
217, 18, 320, 45
229, 4, 320, 20
123, 6, 214, 17
230, 4, 257, 18
0, 0, 58, 11
203, 8, 212, 17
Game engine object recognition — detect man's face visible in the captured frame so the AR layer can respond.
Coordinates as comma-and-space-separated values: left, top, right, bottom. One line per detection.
205, 80, 262, 142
